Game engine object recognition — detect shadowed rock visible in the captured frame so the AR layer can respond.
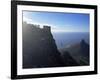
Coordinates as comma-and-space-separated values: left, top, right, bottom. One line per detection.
23, 22, 65, 68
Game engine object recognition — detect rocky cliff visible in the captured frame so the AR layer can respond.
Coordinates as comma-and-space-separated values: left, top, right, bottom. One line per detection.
22, 22, 65, 68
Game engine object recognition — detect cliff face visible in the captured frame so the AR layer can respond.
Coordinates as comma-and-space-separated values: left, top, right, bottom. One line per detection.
23, 22, 64, 68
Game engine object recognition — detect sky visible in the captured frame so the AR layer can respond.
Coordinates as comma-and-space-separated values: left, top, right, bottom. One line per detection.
23, 11, 90, 32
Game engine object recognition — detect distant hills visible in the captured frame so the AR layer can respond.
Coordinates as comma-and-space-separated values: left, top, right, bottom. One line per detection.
59, 39, 89, 66
23, 22, 89, 68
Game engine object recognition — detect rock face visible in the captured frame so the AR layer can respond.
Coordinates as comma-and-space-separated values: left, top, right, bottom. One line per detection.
22, 22, 64, 68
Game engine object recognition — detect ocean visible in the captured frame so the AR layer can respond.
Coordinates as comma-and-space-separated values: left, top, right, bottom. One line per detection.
52, 32, 89, 49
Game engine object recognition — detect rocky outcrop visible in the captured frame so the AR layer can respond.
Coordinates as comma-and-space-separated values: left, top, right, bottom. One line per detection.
22, 22, 65, 68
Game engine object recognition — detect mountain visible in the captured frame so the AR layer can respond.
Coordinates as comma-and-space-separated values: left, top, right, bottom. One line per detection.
59, 39, 89, 66
22, 22, 89, 68
22, 22, 65, 68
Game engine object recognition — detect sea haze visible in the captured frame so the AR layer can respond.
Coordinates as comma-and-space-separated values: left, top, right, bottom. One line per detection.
52, 32, 89, 49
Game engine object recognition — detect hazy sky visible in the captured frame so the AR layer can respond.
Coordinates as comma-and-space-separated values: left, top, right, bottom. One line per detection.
23, 11, 89, 32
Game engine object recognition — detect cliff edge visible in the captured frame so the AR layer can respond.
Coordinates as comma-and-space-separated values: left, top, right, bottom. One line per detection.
23, 22, 65, 68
